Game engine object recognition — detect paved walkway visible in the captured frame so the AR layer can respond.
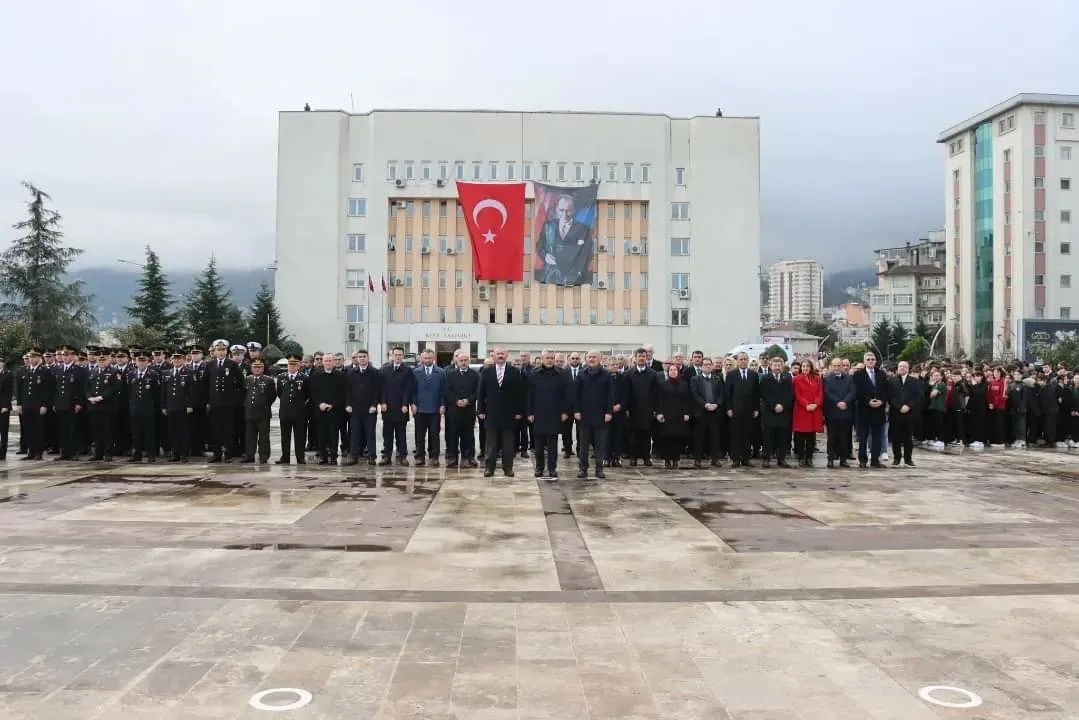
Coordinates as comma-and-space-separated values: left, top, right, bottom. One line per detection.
1, 437, 1078, 718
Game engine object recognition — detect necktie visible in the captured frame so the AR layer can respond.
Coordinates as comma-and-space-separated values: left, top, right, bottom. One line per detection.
138, 372, 144, 381
289, 374, 295, 381
173, 369, 177, 378
497, 365, 504, 386
426, 367, 431, 377
742, 370, 747, 380
572, 368, 577, 379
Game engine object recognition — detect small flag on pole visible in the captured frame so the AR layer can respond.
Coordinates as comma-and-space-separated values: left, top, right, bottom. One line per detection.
382, 274, 388, 292
368, 274, 375, 292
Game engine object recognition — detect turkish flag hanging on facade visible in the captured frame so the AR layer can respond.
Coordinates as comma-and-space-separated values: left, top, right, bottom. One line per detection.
456, 181, 525, 282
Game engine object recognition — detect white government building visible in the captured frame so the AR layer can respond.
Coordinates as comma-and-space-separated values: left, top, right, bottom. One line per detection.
274, 108, 761, 364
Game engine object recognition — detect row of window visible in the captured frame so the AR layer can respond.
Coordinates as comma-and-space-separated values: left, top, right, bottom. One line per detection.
391, 198, 652, 220
1028, 274, 1072, 288
346, 304, 672, 326
359, 161, 691, 186
353, 268, 696, 293
348, 235, 691, 257
953, 141, 1074, 161
1034, 111, 1076, 128
1031, 210, 1072, 223
347, 197, 691, 221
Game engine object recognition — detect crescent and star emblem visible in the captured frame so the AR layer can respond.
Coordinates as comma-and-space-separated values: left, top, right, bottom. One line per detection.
472, 198, 508, 244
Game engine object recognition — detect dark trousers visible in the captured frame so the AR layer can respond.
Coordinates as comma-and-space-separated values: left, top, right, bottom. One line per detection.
338, 416, 350, 454
208, 406, 234, 458
762, 424, 790, 462
728, 414, 753, 463
477, 418, 486, 455
89, 410, 113, 459
857, 421, 885, 463
945, 410, 964, 444
560, 417, 579, 454
382, 418, 408, 458
156, 412, 169, 454
968, 411, 986, 445
693, 411, 722, 461
306, 412, 317, 450
22, 408, 45, 458
76, 409, 91, 454
628, 427, 652, 460
167, 410, 190, 459
55, 409, 78, 458
1011, 413, 1026, 445
349, 411, 376, 458
414, 413, 441, 459
130, 413, 157, 458
927, 412, 945, 442
792, 432, 814, 462
517, 417, 533, 452
1042, 413, 1058, 445
0, 410, 10, 457
826, 419, 852, 460
114, 409, 131, 455
484, 427, 515, 473
279, 416, 307, 461
534, 433, 559, 475
578, 425, 608, 474
189, 407, 207, 455
231, 405, 245, 457
245, 417, 271, 461
446, 408, 476, 460
606, 412, 625, 461
891, 418, 914, 462
44, 409, 56, 452
18, 412, 26, 453
315, 411, 341, 461
987, 409, 1005, 445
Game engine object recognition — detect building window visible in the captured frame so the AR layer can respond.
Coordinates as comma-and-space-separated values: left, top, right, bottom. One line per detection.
422, 201, 431, 218
455, 161, 465, 179
346, 233, 366, 253
1035, 209, 1046, 221
452, 270, 462, 289
1063, 178, 1072, 190
450, 307, 460, 323
1035, 177, 1045, 188
670, 237, 690, 256
404, 161, 415, 180
572, 309, 581, 324
438, 236, 447, 253
1062, 307, 1072, 319
624, 202, 632, 220
1063, 210, 1072, 223
439, 161, 449, 180
607, 204, 615, 219
671, 273, 689, 291
892, 294, 913, 305
606, 271, 614, 288
1034, 275, 1045, 286
347, 198, 367, 217
540, 162, 550, 181
555, 308, 564, 325
405, 201, 415, 217
671, 202, 690, 220
641, 164, 651, 183
1062, 242, 1072, 255
438, 270, 447, 289
1035, 241, 1045, 253
506, 162, 516, 180
489, 162, 498, 180
386, 162, 397, 180
421, 161, 431, 180
624, 163, 634, 183
523, 162, 532, 180
1064, 112, 1076, 129
1034, 111, 1047, 125
1063, 146, 1073, 161
675, 167, 685, 185
456, 236, 465, 253
421, 271, 430, 289
345, 305, 364, 323
1062, 274, 1072, 288
589, 309, 598, 325
641, 308, 648, 324
345, 269, 366, 288
539, 308, 547, 324
1035, 308, 1045, 319
591, 163, 600, 181
1035, 145, 1045, 157
1003, 149, 1010, 163
352, 163, 364, 182
557, 163, 567, 182
640, 272, 649, 290
522, 308, 529, 324
438, 201, 447, 218
421, 235, 431, 252
623, 272, 631, 290
607, 163, 617, 182
606, 309, 614, 325
472, 162, 481, 180
574, 163, 584, 182
671, 308, 689, 326
422, 308, 431, 322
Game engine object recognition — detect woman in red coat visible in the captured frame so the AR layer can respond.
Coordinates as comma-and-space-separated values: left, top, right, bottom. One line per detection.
792, 358, 824, 467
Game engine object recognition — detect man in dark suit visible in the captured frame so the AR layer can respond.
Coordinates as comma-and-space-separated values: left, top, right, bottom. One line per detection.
276, 354, 310, 465
444, 351, 480, 468
690, 357, 724, 467
852, 352, 888, 468
344, 349, 382, 465
516, 351, 534, 458
573, 350, 613, 480
625, 348, 660, 466
561, 352, 584, 457
477, 347, 525, 477
128, 351, 160, 462
527, 350, 571, 478
186, 345, 209, 457
380, 347, 415, 465
205, 339, 244, 463
310, 354, 346, 465
0, 358, 12, 459
888, 360, 922, 467
535, 193, 594, 285
823, 357, 855, 468
724, 352, 760, 467
15, 348, 55, 460
85, 350, 119, 461
52, 345, 87, 460
411, 349, 445, 466
160, 349, 193, 463
758, 356, 794, 467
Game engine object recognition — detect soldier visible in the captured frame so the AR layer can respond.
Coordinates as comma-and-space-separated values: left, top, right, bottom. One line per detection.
161, 349, 193, 463
206, 339, 244, 463
0, 357, 11, 459
151, 347, 169, 455
111, 348, 133, 457
230, 343, 251, 458
14, 348, 55, 461
42, 349, 58, 454
275, 353, 309, 465
76, 348, 93, 455
242, 359, 277, 464
85, 348, 120, 461
14, 353, 28, 455
52, 345, 87, 460
186, 345, 209, 457
128, 351, 159, 462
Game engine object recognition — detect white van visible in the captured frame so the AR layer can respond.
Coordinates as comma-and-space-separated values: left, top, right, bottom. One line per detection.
725, 343, 795, 361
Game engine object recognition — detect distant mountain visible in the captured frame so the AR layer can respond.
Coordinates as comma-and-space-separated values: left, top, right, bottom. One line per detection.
823, 266, 876, 306
72, 266, 272, 328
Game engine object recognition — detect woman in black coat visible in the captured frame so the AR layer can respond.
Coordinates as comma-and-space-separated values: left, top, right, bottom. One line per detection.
656, 365, 693, 468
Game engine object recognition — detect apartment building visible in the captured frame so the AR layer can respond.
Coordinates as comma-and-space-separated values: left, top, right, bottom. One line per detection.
869, 232, 946, 333
767, 259, 823, 325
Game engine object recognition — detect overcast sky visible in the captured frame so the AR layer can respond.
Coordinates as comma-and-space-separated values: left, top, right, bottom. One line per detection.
2, 0, 1077, 273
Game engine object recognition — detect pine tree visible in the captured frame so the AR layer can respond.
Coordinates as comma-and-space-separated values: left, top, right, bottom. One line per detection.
246, 282, 289, 347
124, 246, 180, 343
0, 182, 95, 348
185, 255, 245, 347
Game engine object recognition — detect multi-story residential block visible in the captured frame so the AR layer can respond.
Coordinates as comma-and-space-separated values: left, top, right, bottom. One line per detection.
275, 108, 761, 363
767, 259, 823, 325
939, 93, 1079, 359
869, 232, 946, 336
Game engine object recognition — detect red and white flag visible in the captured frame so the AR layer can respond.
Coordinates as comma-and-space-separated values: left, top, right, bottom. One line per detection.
382, 274, 388, 292
456, 181, 525, 282
368, 274, 375, 292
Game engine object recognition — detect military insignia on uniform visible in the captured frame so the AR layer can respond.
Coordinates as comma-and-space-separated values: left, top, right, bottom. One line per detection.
180, 378, 186, 386
35, 377, 41, 385
145, 382, 151, 390
225, 368, 230, 376
116, 373, 122, 380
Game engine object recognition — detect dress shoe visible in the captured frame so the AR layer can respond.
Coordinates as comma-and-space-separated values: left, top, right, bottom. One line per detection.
504, 470, 515, 477
595, 471, 606, 480
904, 460, 915, 467
827, 460, 835, 469
446, 460, 459, 469
777, 461, 791, 468
275, 458, 289, 465
431, 460, 440, 467
839, 461, 851, 468
577, 470, 587, 479
466, 460, 478, 468
483, 470, 494, 477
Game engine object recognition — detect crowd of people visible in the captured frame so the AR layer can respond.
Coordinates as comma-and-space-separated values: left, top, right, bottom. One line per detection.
1, 340, 1077, 478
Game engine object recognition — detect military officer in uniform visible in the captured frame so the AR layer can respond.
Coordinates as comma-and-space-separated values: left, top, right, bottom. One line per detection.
242, 359, 277, 463
52, 345, 87, 460
151, 347, 170, 455
85, 349, 120, 461
275, 354, 309, 465
76, 348, 93, 455
128, 351, 159, 462
15, 348, 56, 461
186, 345, 209, 457
230, 343, 251, 458
0, 357, 12, 459
206, 339, 244, 463
42, 349, 58, 454
111, 348, 133, 457
13, 353, 28, 455
161, 349, 194, 462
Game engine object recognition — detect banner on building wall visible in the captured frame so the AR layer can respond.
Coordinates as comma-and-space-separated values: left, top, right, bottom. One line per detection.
532, 182, 597, 287
1019, 318, 1079, 362
456, 181, 526, 282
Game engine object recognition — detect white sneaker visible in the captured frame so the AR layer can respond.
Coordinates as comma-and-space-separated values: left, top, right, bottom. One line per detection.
934, 441, 945, 449
971, 442, 984, 450
1016, 441, 1026, 448
1056, 442, 1068, 449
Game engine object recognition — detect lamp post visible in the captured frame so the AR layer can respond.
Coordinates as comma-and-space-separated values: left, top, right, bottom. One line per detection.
929, 315, 958, 358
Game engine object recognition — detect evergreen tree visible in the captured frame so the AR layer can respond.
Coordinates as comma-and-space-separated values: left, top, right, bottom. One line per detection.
891, 323, 912, 355
914, 320, 934, 342
185, 256, 245, 347
870, 320, 893, 360
803, 321, 834, 351
0, 182, 95, 348
246, 282, 290, 347
124, 246, 180, 343
898, 336, 930, 364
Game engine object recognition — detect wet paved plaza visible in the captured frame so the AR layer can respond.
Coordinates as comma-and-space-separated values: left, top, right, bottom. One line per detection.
1, 437, 1079, 718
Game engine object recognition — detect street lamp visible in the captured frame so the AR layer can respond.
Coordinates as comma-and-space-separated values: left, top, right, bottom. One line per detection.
929, 315, 958, 358
116, 258, 144, 269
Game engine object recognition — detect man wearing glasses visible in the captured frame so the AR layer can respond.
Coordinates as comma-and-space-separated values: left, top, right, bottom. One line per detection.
852, 352, 887, 468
